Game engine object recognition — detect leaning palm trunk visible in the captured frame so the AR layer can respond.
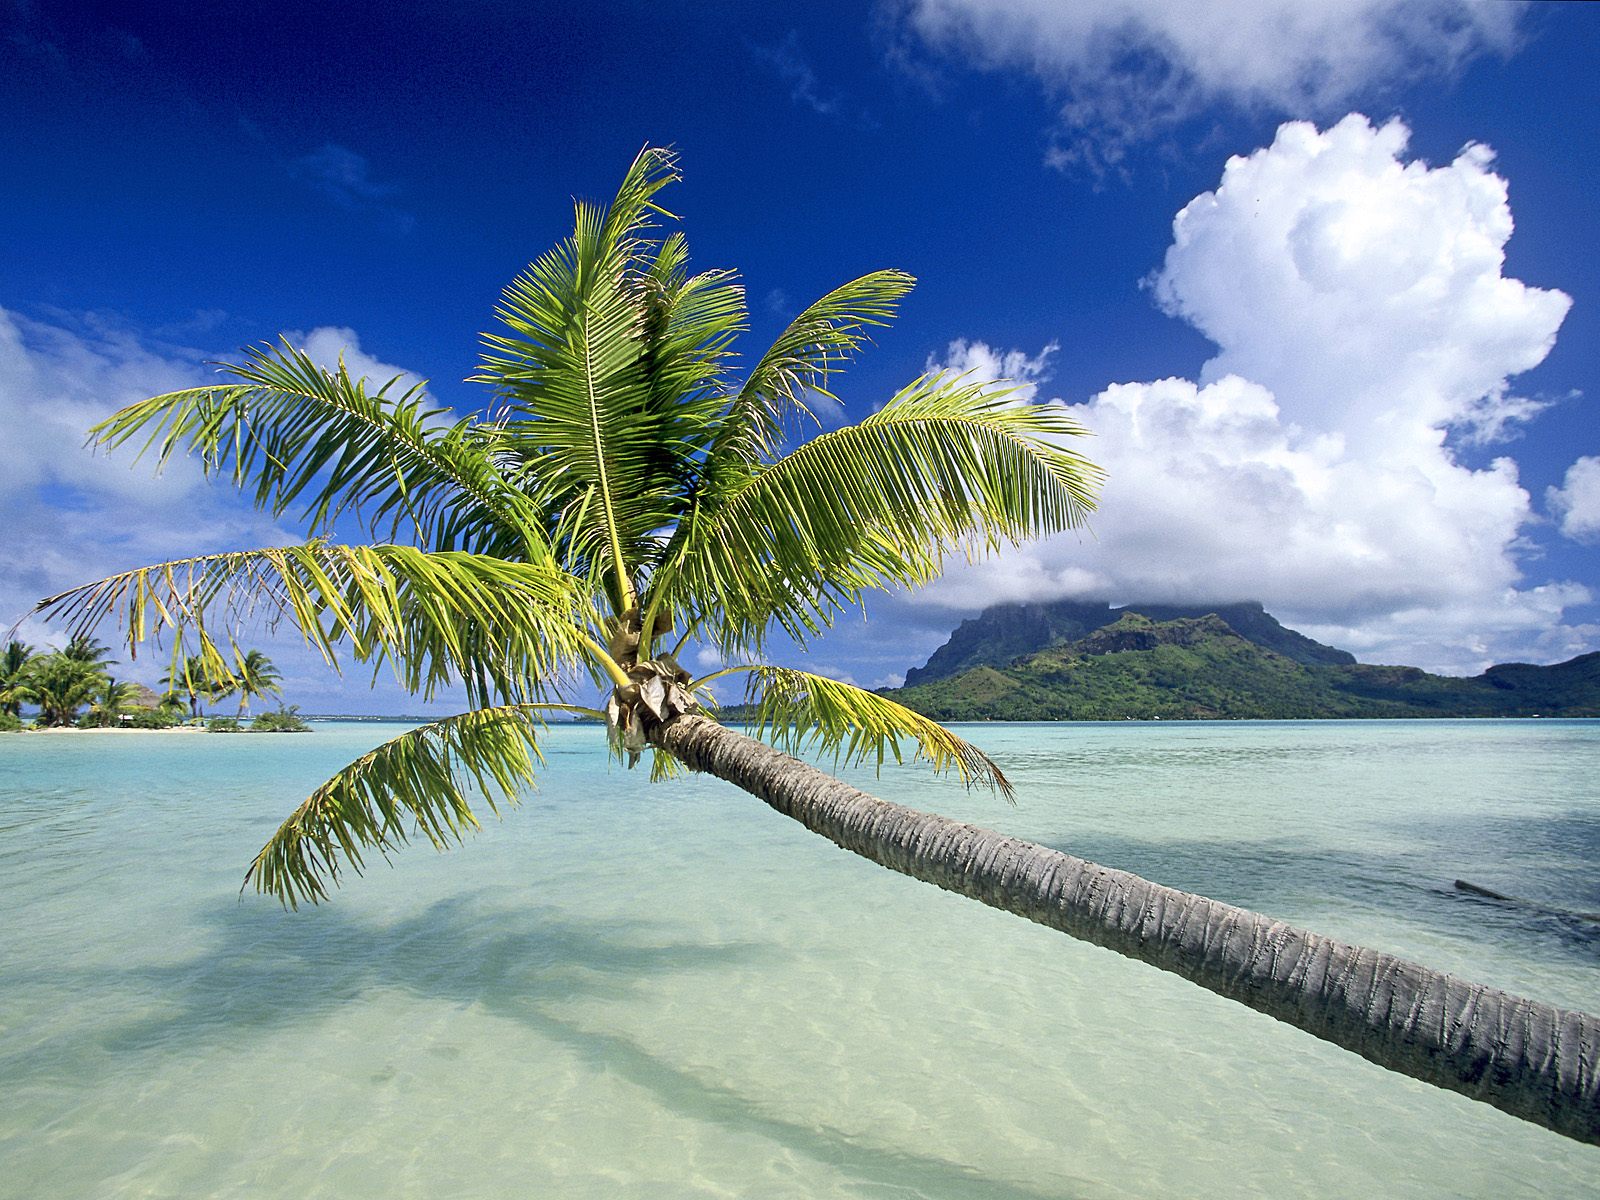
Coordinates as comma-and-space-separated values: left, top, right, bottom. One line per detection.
653, 713, 1600, 1145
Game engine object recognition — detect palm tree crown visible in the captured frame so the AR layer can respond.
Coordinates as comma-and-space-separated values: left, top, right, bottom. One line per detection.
37, 146, 1099, 906
216, 649, 284, 716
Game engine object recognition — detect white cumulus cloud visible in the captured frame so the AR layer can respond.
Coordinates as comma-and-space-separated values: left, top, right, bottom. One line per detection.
898, 0, 1525, 172
909, 115, 1586, 674
1548, 457, 1600, 544
1153, 116, 1568, 448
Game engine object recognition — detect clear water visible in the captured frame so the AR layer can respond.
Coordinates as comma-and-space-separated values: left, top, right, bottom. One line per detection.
2, 720, 1596, 1199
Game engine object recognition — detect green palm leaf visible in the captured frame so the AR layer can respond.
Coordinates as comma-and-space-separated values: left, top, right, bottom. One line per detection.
722, 665, 1012, 798
246, 702, 595, 907
474, 146, 705, 605
636, 232, 748, 427
90, 340, 538, 556
661, 374, 1102, 651
31, 543, 591, 706
708, 269, 915, 471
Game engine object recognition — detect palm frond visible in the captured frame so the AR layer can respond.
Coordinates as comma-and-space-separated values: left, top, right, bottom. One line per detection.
710, 269, 915, 470
637, 232, 748, 420
31, 543, 591, 706
91, 340, 540, 556
246, 703, 592, 907
474, 146, 710, 606
659, 374, 1102, 652
730, 665, 1012, 799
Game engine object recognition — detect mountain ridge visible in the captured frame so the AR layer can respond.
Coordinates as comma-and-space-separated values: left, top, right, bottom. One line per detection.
903, 599, 1353, 687
885, 606, 1599, 721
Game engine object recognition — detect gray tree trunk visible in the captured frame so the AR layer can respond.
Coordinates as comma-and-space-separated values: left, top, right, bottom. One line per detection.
651, 713, 1600, 1145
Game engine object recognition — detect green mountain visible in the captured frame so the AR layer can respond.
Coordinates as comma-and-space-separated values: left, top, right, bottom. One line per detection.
903, 599, 1352, 686
886, 610, 1600, 721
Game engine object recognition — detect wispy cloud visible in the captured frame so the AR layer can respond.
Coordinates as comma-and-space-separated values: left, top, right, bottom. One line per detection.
751, 31, 862, 122
1549, 458, 1600, 545
290, 143, 415, 232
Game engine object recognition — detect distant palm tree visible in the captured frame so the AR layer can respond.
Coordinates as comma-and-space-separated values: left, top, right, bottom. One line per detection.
83, 677, 143, 727
160, 652, 219, 720
0, 640, 34, 717
18, 650, 109, 727
61, 634, 116, 666
218, 649, 283, 716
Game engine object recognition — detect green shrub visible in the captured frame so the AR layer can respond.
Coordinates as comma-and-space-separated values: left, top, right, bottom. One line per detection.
251, 706, 311, 733
206, 716, 244, 733
0, 711, 22, 732
125, 707, 182, 730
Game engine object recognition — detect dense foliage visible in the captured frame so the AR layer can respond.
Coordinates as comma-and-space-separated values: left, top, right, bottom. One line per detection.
251, 707, 312, 733
0, 638, 286, 729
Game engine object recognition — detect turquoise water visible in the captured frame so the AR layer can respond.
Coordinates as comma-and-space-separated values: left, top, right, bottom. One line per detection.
2, 720, 1597, 1198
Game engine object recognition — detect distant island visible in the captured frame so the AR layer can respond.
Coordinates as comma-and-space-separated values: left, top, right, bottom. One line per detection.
882, 600, 1600, 720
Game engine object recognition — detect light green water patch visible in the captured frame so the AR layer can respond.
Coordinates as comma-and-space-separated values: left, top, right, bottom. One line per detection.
1, 720, 1596, 1197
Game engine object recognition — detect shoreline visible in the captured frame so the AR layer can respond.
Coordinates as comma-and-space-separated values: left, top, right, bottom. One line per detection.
7, 725, 211, 735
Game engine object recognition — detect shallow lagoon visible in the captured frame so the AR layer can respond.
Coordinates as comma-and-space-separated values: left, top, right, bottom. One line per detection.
2, 719, 1597, 1198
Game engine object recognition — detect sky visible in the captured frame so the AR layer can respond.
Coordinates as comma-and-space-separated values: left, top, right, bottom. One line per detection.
2, 0, 1597, 713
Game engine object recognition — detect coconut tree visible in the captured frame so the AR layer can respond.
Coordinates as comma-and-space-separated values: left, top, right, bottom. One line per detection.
213, 649, 284, 716
160, 652, 221, 720
32, 148, 1596, 1143
82, 677, 144, 727
61, 634, 116, 666
0, 640, 34, 717
17, 649, 110, 727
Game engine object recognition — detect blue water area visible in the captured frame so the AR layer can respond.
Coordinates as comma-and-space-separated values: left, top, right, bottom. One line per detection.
1, 720, 1596, 1198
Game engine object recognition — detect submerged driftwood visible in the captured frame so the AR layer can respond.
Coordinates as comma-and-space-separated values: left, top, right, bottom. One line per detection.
1454, 879, 1600, 925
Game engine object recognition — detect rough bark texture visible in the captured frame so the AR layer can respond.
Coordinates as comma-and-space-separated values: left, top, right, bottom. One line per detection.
652, 713, 1600, 1145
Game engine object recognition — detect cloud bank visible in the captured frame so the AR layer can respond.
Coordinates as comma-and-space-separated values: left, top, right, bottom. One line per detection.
898, 0, 1525, 171
914, 115, 1589, 674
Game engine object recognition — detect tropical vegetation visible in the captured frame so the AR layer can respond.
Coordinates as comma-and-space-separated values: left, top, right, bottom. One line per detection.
1, 639, 33, 717
30, 148, 1597, 1143
251, 705, 311, 733
889, 610, 1600, 720
80, 677, 146, 728
222, 649, 284, 715
0, 636, 284, 729
161, 651, 220, 720
8, 637, 117, 727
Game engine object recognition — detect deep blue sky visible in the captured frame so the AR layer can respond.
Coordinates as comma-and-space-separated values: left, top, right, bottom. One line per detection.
3, 1, 1597, 708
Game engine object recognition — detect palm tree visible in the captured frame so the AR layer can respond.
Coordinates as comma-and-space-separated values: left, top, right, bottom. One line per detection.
213, 649, 284, 716
160, 652, 220, 720
62, 634, 116, 666
32, 149, 1596, 1143
17, 649, 110, 727
0, 640, 34, 717
83, 677, 144, 727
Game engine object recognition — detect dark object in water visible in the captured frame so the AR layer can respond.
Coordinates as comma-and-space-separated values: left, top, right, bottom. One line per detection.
1454, 879, 1600, 924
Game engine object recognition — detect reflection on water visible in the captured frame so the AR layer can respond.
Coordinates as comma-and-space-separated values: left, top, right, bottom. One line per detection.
1, 720, 1597, 1198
